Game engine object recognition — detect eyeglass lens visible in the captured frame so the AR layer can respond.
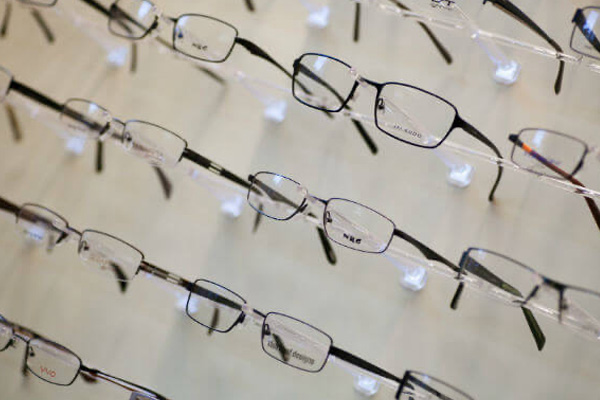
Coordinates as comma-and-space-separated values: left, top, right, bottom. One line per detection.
26, 338, 81, 386
323, 198, 394, 253
247, 172, 307, 220
511, 129, 587, 179
186, 280, 246, 333
60, 99, 112, 139
109, 0, 157, 39
571, 7, 600, 59
173, 15, 237, 62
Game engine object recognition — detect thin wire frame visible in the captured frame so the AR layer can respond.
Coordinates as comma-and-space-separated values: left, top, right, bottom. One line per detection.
25, 338, 83, 387
171, 14, 240, 63
260, 312, 333, 374
322, 197, 396, 254
247, 172, 309, 221
185, 279, 247, 333
570, 6, 600, 61
107, 0, 159, 40
396, 370, 475, 400
509, 128, 590, 179
291, 53, 355, 113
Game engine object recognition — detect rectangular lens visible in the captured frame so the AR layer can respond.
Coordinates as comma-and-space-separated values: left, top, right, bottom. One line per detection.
0, 66, 13, 103
375, 83, 456, 147
562, 288, 600, 341
511, 129, 587, 179
26, 339, 81, 386
173, 14, 237, 62
0, 319, 12, 351
261, 313, 332, 373
18, 0, 57, 6
109, 0, 157, 39
16, 205, 68, 249
398, 371, 473, 400
60, 99, 112, 139
323, 198, 394, 253
122, 121, 186, 168
247, 172, 307, 220
186, 279, 246, 333
460, 248, 542, 307
571, 7, 600, 60
292, 54, 355, 112
78, 230, 143, 282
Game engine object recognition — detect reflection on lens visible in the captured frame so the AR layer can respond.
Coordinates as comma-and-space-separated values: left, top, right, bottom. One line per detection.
292, 54, 355, 112
247, 172, 307, 220
109, 0, 157, 39
186, 279, 245, 333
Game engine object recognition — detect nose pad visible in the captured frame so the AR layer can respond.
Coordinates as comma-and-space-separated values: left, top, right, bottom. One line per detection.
377, 98, 386, 112
262, 323, 271, 336
325, 211, 332, 224
122, 131, 134, 150
298, 203, 309, 215
78, 240, 90, 254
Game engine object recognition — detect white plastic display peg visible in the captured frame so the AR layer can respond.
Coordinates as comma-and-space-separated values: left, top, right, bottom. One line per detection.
263, 100, 288, 123
307, 6, 330, 28
400, 266, 428, 292
353, 374, 381, 397
220, 195, 245, 218
447, 163, 475, 188
64, 135, 86, 155
493, 60, 521, 85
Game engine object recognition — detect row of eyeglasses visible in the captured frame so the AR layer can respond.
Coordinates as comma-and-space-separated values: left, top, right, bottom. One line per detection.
0, 0, 598, 399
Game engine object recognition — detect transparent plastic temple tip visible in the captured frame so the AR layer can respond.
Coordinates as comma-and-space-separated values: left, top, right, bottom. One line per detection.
354, 374, 381, 397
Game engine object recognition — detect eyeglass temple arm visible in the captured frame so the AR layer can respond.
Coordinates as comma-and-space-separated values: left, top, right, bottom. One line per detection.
509, 134, 600, 231
387, 0, 453, 64
0, 195, 20, 216
80, 366, 170, 400
455, 117, 504, 201
29, 9, 54, 43
4, 103, 22, 141
393, 228, 460, 274
329, 346, 402, 385
573, 9, 600, 54
450, 251, 546, 350
245, 0, 255, 12
1, 2, 11, 38
294, 62, 378, 154
182, 148, 251, 190
483, 0, 564, 94
247, 175, 337, 265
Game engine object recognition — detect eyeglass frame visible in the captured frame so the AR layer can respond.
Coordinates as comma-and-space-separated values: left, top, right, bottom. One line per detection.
570, 6, 600, 62
291, 52, 504, 201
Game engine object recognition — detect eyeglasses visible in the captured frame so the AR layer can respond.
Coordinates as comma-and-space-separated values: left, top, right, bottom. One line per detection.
0, 66, 252, 200
451, 248, 600, 346
291, 52, 504, 201
351, 0, 453, 65
245, 171, 546, 349
0, 195, 472, 399
507, 128, 600, 232
571, 6, 600, 61
0, 314, 167, 399
483, 0, 565, 94
183, 279, 474, 400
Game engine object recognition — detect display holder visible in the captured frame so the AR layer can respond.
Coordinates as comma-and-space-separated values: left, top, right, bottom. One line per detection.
339, 108, 600, 200
3, 90, 251, 218
355, 0, 599, 80
298, 0, 331, 29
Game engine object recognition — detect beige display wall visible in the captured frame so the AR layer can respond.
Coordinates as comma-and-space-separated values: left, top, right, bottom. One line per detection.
0, 0, 598, 399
